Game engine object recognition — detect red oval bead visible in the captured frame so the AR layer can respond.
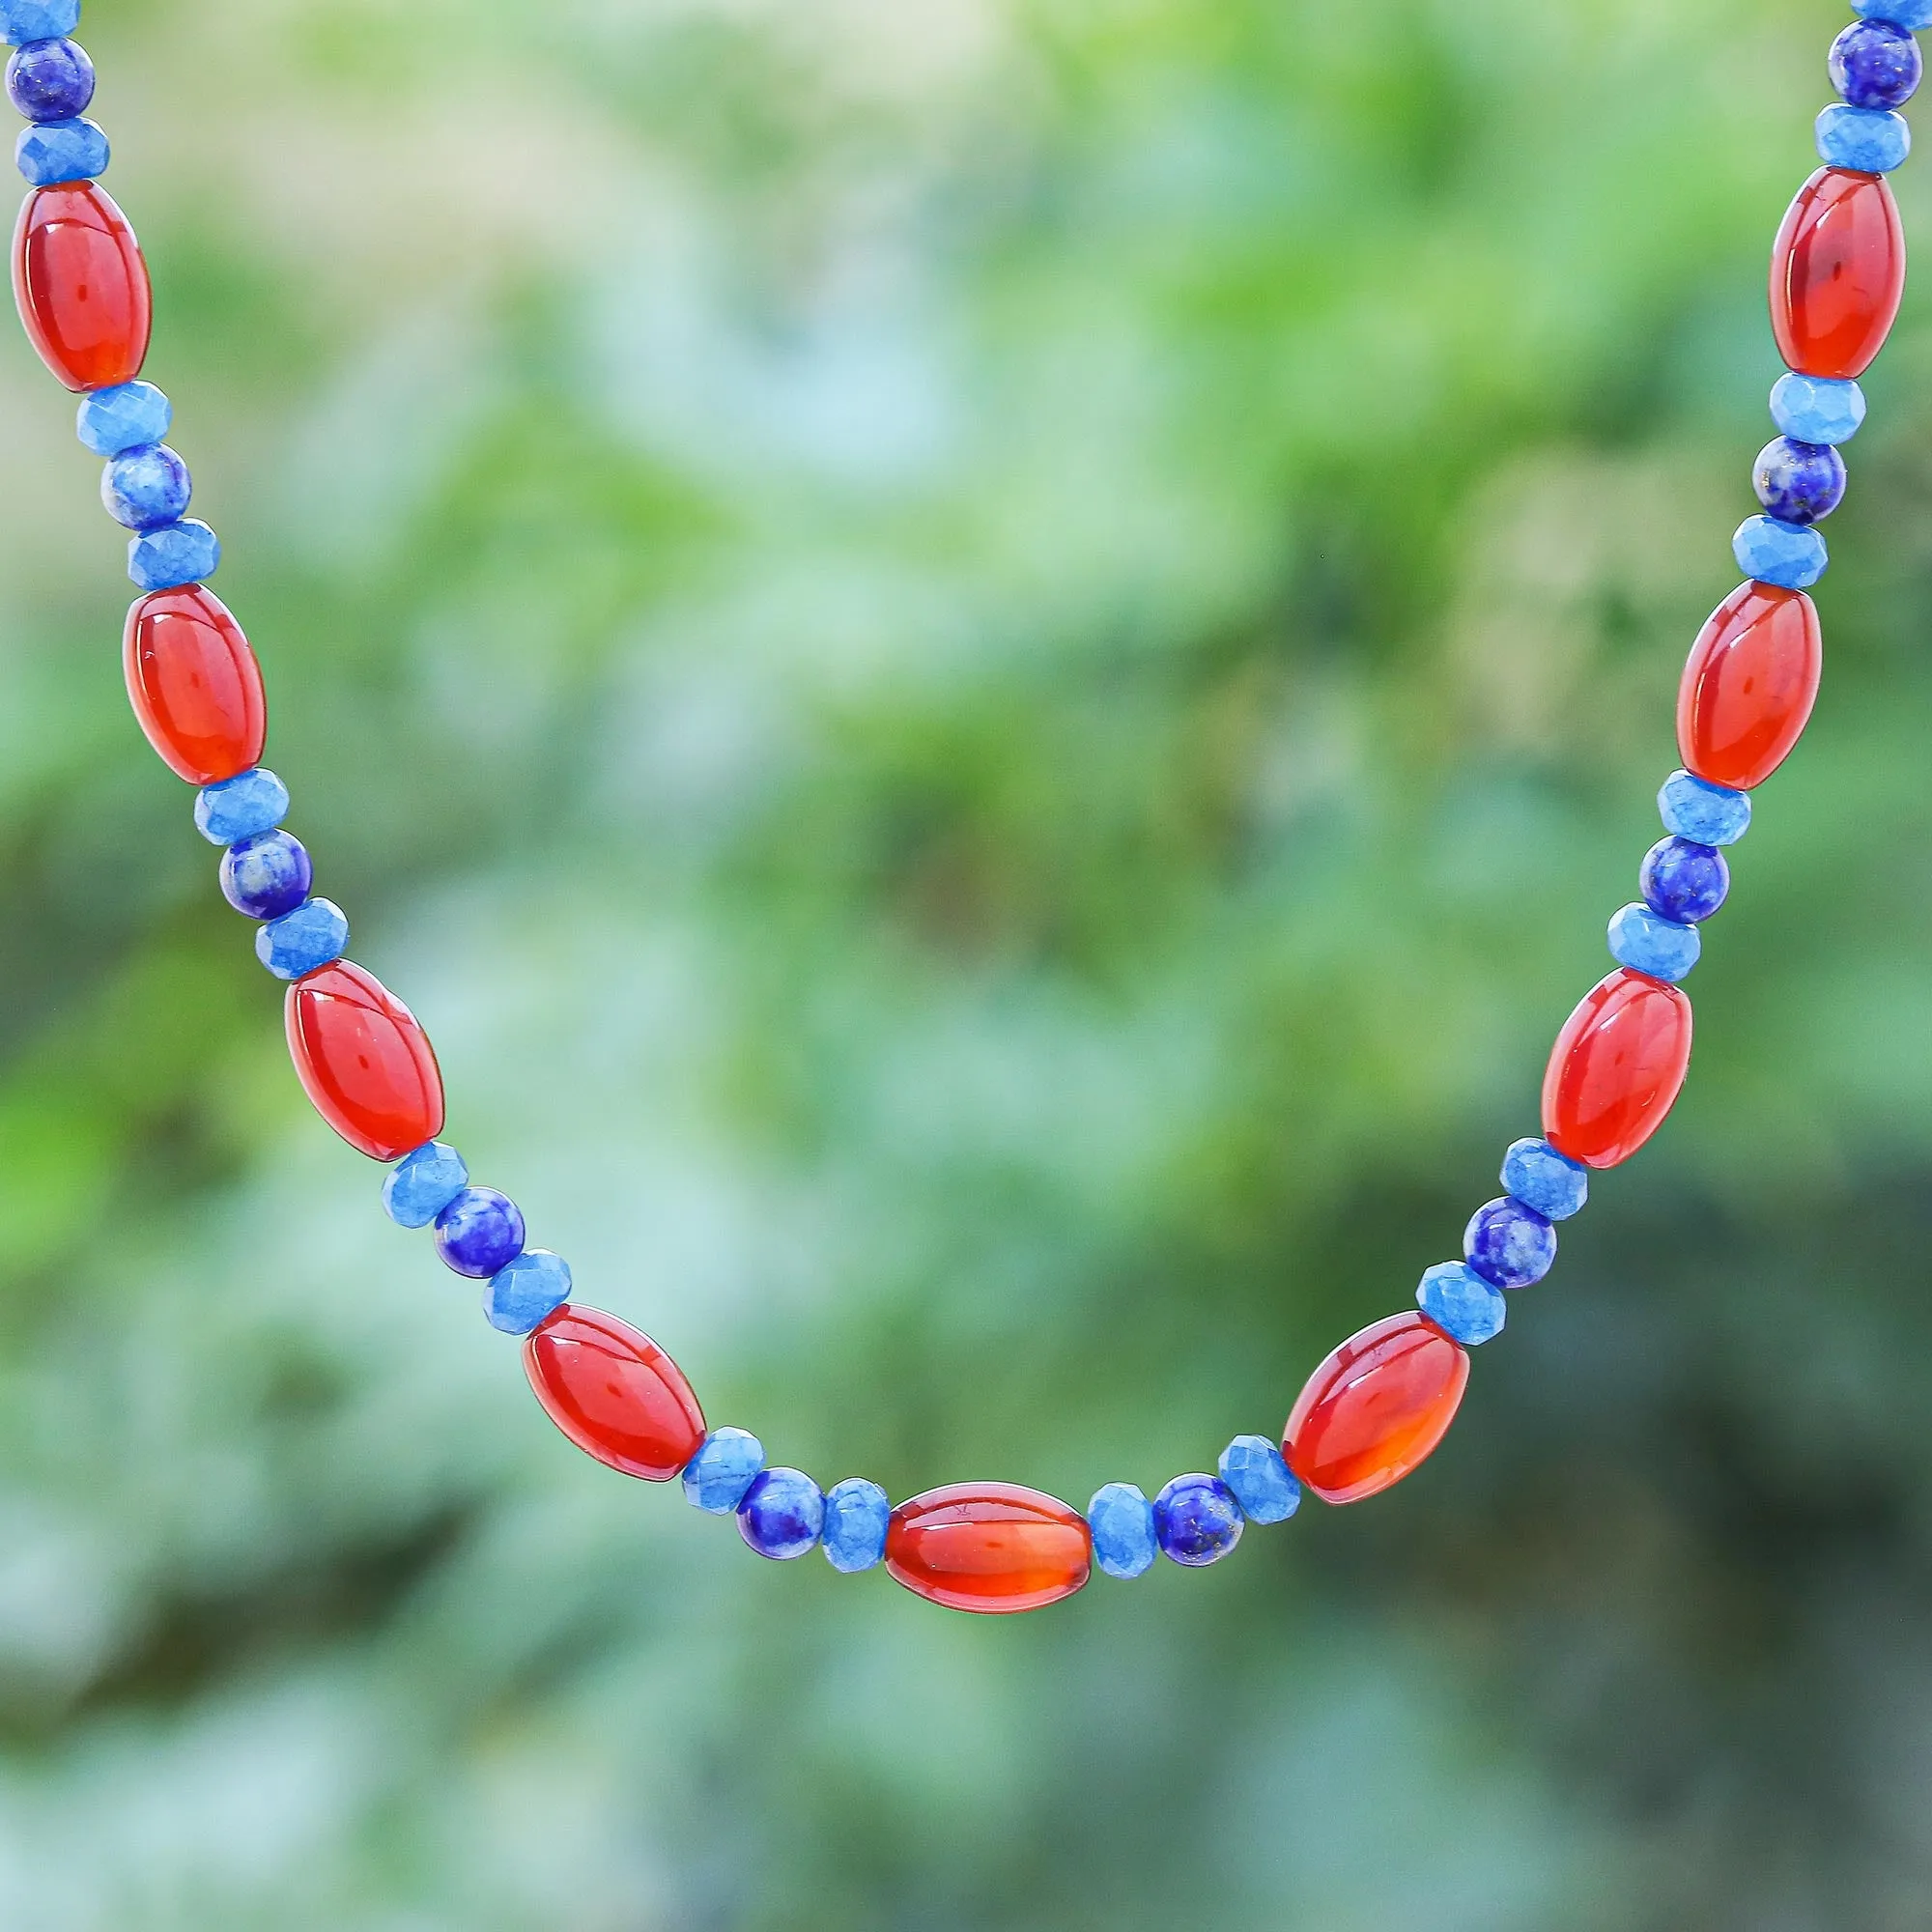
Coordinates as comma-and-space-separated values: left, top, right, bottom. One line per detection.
122, 586, 267, 786
1770, 167, 1904, 381
523, 1306, 706, 1482
285, 961, 445, 1162
1283, 1312, 1469, 1505
885, 1483, 1092, 1614
11, 182, 152, 392
1677, 582, 1821, 793
1541, 968, 1692, 1170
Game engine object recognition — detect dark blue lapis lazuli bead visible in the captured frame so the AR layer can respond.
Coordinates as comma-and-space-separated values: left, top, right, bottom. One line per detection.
1463, 1196, 1556, 1290
434, 1185, 526, 1278
1832, 18, 1921, 110
5, 38, 93, 121
1153, 1473, 1244, 1568
102, 443, 191, 531
218, 829, 313, 921
738, 1466, 825, 1560
1752, 439, 1846, 526
1640, 837, 1729, 924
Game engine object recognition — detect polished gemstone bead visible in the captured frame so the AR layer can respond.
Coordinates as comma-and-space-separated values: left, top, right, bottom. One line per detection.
256, 897, 348, 980
101, 442, 189, 529
434, 1185, 525, 1278
219, 828, 311, 921
12, 181, 149, 389
6, 37, 93, 120
128, 518, 219, 592
284, 957, 443, 1160
1856, 0, 1932, 27
738, 1467, 825, 1560
1752, 439, 1845, 525
77, 379, 169, 456
1463, 1196, 1557, 1287
1733, 516, 1826, 590
1608, 902, 1701, 982
1284, 1312, 1470, 1505
1817, 104, 1912, 173
1640, 837, 1729, 924
886, 1484, 1092, 1613
1542, 968, 1692, 1169
1771, 168, 1904, 381
682, 1427, 765, 1515
1833, 19, 1921, 109
1770, 372, 1865, 445
1678, 583, 1821, 794
484, 1249, 571, 1337
524, 1305, 706, 1479
1153, 1472, 1243, 1567
0, 3, 80, 46
1087, 1482, 1158, 1577
822, 1478, 892, 1573
195, 766, 288, 844
1217, 1434, 1301, 1522
1500, 1137, 1588, 1221
383, 1139, 469, 1228
15, 115, 106, 185
1659, 769, 1750, 846
123, 585, 266, 786
1416, 1261, 1507, 1346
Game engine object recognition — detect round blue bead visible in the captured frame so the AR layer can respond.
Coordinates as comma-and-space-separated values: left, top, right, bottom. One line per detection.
1857, 0, 1932, 28
254, 896, 349, 980
1216, 1435, 1300, 1523
1608, 901, 1701, 982
1500, 1137, 1588, 1221
77, 381, 171, 457
6, 38, 93, 121
1088, 1482, 1158, 1577
434, 1186, 526, 1278
0, 2, 81, 49
821, 1478, 892, 1573
1833, 18, 1921, 107
1152, 1473, 1244, 1568
1752, 438, 1845, 526
1816, 102, 1912, 171
1463, 1196, 1556, 1289
1659, 769, 1751, 846
384, 1141, 469, 1229
128, 519, 219, 593
1640, 836, 1729, 923
483, 1249, 571, 1336
218, 828, 312, 921
1733, 516, 1826, 590
738, 1467, 826, 1560
195, 767, 289, 845
1770, 372, 1865, 447
1417, 1261, 1508, 1346
14, 114, 105, 185
101, 443, 190, 531
682, 1427, 766, 1515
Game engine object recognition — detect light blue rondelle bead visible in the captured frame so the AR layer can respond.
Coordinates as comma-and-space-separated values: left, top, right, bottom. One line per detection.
194, 767, 289, 845
1732, 516, 1826, 590
483, 1250, 571, 1336
1087, 1482, 1157, 1578
14, 115, 105, 185
128, 519, 219, 592
1417, 1261, 1507, 1346
821, 1478, 892, 1573
384, 1141, 469, 1229
1856, 0, 1932, 29
682, 1427, 766, 1515
1659, 769, 1750, 846
1607, 902, 1701, 982
77, 382, 172, 457
0, 0, 81, 46
102, 443, 190, 530
1217, 1435, 1301, 1523
1817, 103, 1912, 171
1500, 1137, 1587, 1221
254, 896, 349, 980
1770, 373, 1865, 446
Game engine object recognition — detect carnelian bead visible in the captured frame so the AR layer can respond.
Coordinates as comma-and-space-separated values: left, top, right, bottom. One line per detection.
1677, 582, 1821, 793
1541, 968, 1692, 1170
1770, 167, 1905, 381
284, 961, 444, 1162
1284, 1313, 1469, 1505
11, 181, 151, 392
524, 1306, 706, 1482
885, 1483, 1092, 1614
122, 586, 266, 786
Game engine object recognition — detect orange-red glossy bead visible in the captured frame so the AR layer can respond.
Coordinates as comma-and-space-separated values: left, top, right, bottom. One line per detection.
1770, 167, 1905, 381
1676, 582, 1821, 793
524, 1306, 706, 1482
285, 961, 444, 1162
1284, 1312, 1469, 1505
885, 1483, 1092, 1614
122, 586, 266, 786
11, 182, 152, 392
1542, 968, 1692, 1170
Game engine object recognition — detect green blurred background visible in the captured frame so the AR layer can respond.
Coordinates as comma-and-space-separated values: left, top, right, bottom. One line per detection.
4, 0, 1932, 1923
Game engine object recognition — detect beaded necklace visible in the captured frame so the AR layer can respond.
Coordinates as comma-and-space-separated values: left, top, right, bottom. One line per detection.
4, 0, 1920, 1614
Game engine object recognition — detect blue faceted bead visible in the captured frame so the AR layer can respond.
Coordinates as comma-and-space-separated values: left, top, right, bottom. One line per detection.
77, 381, 171, 457
1832, 18, 1921, 107
219, 829, 312, 921
128, 519, 219, 592
1088, 1482, 1158, 1577
1857, 0, 1932, 27
6, 38, 94, 121
0, 2, 80, 48
738, 1467, 825, 1560
435, 1185, 526, 1278
1816, 103, 1912, 171
101, 443, 190, 531
1216, 1435, 1300, 1523
483, 1249, 571, 1336
1417, 1261, 1508, 1346
384, 1141, 469, 1229
683, 1427, 766, 1515
14, 114, 104, 185
1752, 439, 1845, 526
1660, 769, 1750, 846
195, 766, 288, 845
1500, 1137, 1588, 1222
1640, 837, 1729, 923
1733, 516, 1826, 590
1770, 372, 1864, 446
821, 1478, 892, 1573
254, 896, 348, 980
1152, 1473, 1244, 1568
1463, 1196, 1556, 1289
1608, 901, 1701, 982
